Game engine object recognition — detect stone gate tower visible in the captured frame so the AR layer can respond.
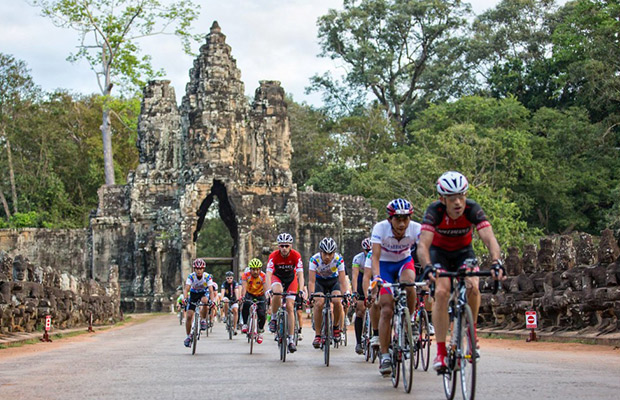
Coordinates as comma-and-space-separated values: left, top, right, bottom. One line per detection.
89, 22, 376, 311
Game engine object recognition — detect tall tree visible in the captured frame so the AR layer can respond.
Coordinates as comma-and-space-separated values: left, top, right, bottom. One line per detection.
30, 0, 202, 185
312, 0, 470, 132
0, 53, 40, 218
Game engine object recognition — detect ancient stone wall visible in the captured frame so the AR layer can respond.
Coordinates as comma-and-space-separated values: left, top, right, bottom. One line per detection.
479, 229, 620, 334
0, 251, 120, 334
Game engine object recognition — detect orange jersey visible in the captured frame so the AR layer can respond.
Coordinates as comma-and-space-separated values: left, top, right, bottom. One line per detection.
242, 271, 266, 296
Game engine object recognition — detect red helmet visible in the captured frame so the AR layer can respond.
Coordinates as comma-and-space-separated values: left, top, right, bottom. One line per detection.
192, 258, 206, 269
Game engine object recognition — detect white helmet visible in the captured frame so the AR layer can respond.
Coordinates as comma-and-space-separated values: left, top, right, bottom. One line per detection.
277, 232, 294, 244
319, 237, 337, 253
436, 171, 469, 196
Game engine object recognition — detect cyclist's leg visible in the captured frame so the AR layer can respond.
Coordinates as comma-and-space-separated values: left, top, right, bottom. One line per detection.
398, 259, 417, 318
200, 295, 209, 320
354, 295, 366, 345
241, 296, 250, 327
330, 279, 343, 334
270, 281, 283, 314
232, 301, 239, 332
283, 278, 298, 338
222, 297, 230, 321
378, 260, 400, 355
257, 296, 266, 330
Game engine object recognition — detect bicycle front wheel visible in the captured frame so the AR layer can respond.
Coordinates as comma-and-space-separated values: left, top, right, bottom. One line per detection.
280, 310, 288, 362
459, 304, 477, 400
192, 312, 199, 355
419, 308, 431, 371
400, 308, 414, 393
391, 315, 400, 388
363, 310, 371, 362
324, 308, 331, 366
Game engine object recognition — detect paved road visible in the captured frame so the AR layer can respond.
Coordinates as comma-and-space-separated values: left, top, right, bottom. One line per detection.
0, 314, 619, 400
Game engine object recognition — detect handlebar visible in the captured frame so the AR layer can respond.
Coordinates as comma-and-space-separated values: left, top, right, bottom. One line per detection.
436, 269, 501, 294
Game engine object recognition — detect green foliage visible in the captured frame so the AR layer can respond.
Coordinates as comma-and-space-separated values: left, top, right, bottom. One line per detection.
195, 218, 234, 258
312, 0, 471, 129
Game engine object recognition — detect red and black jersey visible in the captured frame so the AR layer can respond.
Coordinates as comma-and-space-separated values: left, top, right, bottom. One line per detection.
421, 199, 491, 251
266, 249, 303, 281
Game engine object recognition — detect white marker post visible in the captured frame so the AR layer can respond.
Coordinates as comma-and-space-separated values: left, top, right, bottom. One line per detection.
525, 310, 537, 342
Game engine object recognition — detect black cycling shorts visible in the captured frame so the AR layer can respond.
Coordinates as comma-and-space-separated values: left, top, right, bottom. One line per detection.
430, 245, 476, 272
315, 277, 341, 294
186, 291, 209, 311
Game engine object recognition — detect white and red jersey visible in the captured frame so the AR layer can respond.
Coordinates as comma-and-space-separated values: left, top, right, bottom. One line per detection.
370, 219, 421, 262
266, 249, 304, 281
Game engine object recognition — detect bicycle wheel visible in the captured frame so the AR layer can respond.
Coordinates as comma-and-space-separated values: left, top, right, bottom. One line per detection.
400, 308, 414, 393
391, 315, 400, 388
192, 312, 199, 355
249, 311, 255, 354
228, 310, 233, 340
443, 315, 458, 400
419, 308, 431, 371
459, 305, 477, 400
414, 311, 421, 370
343, 314, 348, 347
323, 307, 331, 366
363, 310, 371, 362
280, 310, 288, 362
294, 313, 300, 346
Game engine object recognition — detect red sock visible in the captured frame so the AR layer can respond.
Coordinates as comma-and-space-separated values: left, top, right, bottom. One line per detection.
437, 342, 447, 357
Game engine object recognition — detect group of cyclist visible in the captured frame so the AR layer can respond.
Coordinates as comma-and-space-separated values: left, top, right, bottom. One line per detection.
178, 170, 506, 383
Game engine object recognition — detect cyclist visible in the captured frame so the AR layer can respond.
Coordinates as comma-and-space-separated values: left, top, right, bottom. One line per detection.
369, 198, 421, 376
351, 238, 371, 354
417, 171, 504, 372
266, 232, 305, 353
240, 258, 268, 344
309, 237, 349, 349
176, 292, 186, 323
211, 281, 220, 324
221, 271, 240, 335
182, 258, 215, 347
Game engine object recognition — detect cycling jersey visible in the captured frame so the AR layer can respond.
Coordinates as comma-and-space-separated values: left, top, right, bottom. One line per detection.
266, 249, 303, 281
221, 280, 239, 301
309, 252, 345, 279
421, 199, 491, 252
185, 272, 214, 293
176, 294, 184, 304
241, 270, 266, 297
352, 251, 367, 287
370, 219, 422, 262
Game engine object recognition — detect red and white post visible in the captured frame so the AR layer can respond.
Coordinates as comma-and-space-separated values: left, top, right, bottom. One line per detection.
41, 315, 52, 342
525, 310, 537, 342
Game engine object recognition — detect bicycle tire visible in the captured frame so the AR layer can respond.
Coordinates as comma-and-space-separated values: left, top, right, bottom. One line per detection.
420, 308, 431, 371
414, 310, 421, 370
391, 314, 400, 388
363, 310, 371, 362
460, 304, 477, 400
228, 309, 233, 340
442, 312, 458, 400
343, 316, 348, 347
249, 311, 255, 354
192, 312, 199, 355
401, 308, 414, 393
294, 313, 300, 346
324, 306, 331, 366
280, 310, 288, 362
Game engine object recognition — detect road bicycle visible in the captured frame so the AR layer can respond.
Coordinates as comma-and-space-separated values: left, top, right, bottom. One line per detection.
271, 292, 297, 362
225, 301, 236, 340
311, 292, 345, 367
245, 297, 265, 354
413, 286, 432, 371
188, 300, 209, 355
379, 281, 422, 393
436, 259, 498, 400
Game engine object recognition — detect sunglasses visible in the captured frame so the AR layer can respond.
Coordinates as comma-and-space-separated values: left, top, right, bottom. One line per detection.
194, 267, 204, 270
279, 244, 291, 248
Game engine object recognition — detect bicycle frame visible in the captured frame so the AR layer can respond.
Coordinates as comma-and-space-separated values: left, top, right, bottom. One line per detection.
312, 292, 344, 367
271, 292, 296, 362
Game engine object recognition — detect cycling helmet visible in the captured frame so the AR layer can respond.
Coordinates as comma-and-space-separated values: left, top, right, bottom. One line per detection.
193, 258, 206, 269
276, 232, 294, 244
319, 237, 337, 253
225, 271, 234, 277
248, 258, 263, 269
361, 238, 372, 251
436, 171, 469, 196
386, 198, 414, 217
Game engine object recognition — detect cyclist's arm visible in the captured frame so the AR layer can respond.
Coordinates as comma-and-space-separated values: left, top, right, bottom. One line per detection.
371, 242, 381, 279
416, 230, 434, 268
338, 270, 349, 294
234, 283, 241, 300
240, 279, 247, 299
220, 287, 225, 299
296, 259, 305, 294
362, 265, 371, 297
265, 270, 272, 292
308, 269, 316, 295
477, 225, 501, 263
183, 284, 190, 302
351, 264, 359, 293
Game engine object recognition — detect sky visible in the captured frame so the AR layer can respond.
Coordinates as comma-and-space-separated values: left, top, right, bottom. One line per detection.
1, 0, 505, 107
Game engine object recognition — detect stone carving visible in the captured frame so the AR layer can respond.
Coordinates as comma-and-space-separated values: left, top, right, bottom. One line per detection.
480, 229, 620, 335
0, 253, 120, 334
598, 229, 620, 266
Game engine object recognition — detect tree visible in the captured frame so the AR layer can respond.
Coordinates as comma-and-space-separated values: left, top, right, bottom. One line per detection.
312, 0, 470, 132
0, 53, 40, 220
30, 0, 202, 185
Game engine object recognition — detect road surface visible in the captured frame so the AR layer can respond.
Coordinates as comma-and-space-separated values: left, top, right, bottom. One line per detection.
0, 314, 618, 399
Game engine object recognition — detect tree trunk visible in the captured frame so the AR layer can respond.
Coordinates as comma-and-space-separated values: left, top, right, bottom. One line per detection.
101, 105, 115, 185
5, 137, 18, 214
0, 188, 11, 220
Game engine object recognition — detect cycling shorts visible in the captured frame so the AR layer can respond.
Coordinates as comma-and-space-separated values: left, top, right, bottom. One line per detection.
430, 245, 476, 272
186, 291, 209, 311
315, 276, 341, 294
379, 256, 415, 296
271, 274, 298, 299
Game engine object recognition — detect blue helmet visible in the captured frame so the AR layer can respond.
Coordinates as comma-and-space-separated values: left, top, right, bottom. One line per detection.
386, 198, 413, 217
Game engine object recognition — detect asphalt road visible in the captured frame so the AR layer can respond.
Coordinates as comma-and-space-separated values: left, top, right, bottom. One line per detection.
0, 314, 619, 400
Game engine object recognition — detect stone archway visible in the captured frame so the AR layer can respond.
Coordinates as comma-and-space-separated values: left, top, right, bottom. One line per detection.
89, 21, 376, 311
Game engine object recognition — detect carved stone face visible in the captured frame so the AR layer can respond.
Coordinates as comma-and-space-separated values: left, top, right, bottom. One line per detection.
13, 257, 26, 282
